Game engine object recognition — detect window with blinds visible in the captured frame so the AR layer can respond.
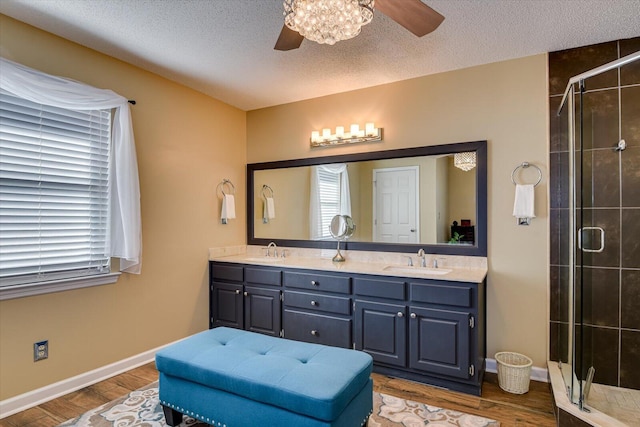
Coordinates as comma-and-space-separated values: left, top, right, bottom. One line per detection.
0, 90, 112, 287
316, 168, 341, 239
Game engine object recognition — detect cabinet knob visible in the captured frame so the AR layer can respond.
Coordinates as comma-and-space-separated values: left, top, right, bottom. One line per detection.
311, 280, 318, 286
410, 313, 417, 319
311, 300, 317, 306
397, 312, 404, 317
243, 291, 248, 297
235, 289, 240, 295
311, 330, 318, 336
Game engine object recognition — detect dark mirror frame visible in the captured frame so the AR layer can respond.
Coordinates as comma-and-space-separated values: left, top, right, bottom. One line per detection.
247, 140, 487, 257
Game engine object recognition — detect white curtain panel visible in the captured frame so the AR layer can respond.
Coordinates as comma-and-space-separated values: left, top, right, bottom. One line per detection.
0, 57, 142, 274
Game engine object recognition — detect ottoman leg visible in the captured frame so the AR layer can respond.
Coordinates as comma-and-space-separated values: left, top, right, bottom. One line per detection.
162, 405, 183, 426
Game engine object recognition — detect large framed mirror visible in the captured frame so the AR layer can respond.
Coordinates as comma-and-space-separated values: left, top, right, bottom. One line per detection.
247, 140, 487, 256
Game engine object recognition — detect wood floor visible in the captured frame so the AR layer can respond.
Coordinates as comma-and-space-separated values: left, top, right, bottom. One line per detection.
1, 363, 556, 427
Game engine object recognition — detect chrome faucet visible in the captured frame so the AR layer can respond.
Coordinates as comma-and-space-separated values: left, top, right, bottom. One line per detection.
405, 256, 413, 267
417, 249, 426, 267
267, 241, 278, 257
433, 258, 438, 268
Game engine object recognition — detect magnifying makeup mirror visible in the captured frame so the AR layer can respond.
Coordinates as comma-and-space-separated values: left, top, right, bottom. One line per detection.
329, 215, 355, 262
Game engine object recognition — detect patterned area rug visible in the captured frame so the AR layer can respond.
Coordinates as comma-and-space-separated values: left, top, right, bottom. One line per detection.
59, 381, 499, 426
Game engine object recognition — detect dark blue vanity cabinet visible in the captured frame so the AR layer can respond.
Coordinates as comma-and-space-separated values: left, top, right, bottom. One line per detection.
353, 275, 485, 395
210, 261, 486, 395
210, 262, 282, 337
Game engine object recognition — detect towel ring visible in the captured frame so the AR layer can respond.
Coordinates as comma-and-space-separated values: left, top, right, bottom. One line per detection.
217, 179, 235, 196
261, 185, 274, 199
511, 162, 542, 187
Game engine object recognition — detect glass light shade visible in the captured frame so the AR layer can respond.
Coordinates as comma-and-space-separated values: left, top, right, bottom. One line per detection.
454, 152, 477, 171
283, 0, 375, 45
322, 128, 331, 140
335, 126, 345, 138
365, 122, 376, 136
311, 131, 320, 142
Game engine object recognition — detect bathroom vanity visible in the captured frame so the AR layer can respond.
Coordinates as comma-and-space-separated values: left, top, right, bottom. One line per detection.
209, 255, 486, 396
210, 139, 489, 395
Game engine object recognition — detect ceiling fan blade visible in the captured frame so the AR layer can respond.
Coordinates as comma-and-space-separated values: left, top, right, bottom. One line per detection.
274, 25, 304, 51
376, 0, 444, 37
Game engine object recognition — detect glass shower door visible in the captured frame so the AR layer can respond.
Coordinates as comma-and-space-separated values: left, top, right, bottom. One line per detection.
556, 46, 640, 424
556, 82, 579, 405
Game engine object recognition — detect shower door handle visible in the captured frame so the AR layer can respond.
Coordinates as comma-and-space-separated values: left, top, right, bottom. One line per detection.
578, 227, 605, 253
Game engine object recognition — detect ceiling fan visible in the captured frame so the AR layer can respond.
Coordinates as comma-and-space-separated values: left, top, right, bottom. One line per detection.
274, 0, 444, 51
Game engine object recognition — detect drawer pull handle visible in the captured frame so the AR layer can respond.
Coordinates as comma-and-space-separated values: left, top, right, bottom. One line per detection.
311, 280, 318, 286
243, 291, 248, 297
311, 330, 318, 336
311, 300, 317, 306
235, 289, 241, 295
410, 313, 417, 319
397, 312, 404, 317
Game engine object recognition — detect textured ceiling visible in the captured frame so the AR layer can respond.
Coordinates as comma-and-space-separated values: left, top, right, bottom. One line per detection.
1, 0, 639, 111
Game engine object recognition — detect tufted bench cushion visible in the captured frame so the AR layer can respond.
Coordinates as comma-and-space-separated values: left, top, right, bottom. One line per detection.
155, 327, 373, 423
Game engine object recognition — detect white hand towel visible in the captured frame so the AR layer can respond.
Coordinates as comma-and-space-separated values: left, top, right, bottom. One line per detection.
221, 194, 236, 220
265, 197, 276, 219
513, 184, 535, 218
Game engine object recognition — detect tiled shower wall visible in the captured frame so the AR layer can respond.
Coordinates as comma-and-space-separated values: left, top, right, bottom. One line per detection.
549, 37, 640, 390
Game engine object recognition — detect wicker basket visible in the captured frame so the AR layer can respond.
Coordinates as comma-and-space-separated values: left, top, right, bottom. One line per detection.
495, 352, 532, 394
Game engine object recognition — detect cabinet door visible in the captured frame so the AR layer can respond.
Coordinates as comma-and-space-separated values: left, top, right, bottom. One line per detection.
409, 306, 470, 379
244, 286, 281, 337
354, 300, 406, 367
212, 282, 243, 329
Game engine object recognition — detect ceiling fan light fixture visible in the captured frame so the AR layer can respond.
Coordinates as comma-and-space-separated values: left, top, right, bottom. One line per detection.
284, 0, 374, 45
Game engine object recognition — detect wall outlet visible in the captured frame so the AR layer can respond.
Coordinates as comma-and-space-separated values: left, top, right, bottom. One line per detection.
34, 340, 48, 361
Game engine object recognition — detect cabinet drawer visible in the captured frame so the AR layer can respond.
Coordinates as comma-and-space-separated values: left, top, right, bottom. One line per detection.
283, 271, 350, 294
211, 263, 243, 282
284, 291, 351, 315
353, 277, 406, 300
284, 309, 352, 348
410, 282, 473, 308
246, 267, 281, 287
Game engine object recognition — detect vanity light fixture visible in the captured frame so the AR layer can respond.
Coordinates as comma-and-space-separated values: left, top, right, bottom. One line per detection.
310, 122, 382, 147
454, 151, 476, 172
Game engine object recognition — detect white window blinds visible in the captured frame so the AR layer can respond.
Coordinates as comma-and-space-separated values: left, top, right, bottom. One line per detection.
0, 90, 112, 285
316, 168, 341, 239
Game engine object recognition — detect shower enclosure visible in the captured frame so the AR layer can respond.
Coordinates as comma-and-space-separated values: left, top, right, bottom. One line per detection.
554, 47, 640, 425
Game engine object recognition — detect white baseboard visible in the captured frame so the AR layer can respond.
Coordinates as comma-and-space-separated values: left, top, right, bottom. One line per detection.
485, 358, 548, 383
0, 339, 181, 419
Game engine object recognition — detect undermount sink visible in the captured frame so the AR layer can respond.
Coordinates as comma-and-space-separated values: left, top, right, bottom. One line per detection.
244, 257, 283, 263
383, 266, 452, 276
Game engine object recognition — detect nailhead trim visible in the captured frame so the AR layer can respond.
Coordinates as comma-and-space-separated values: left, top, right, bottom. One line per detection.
162, 393, 371, 427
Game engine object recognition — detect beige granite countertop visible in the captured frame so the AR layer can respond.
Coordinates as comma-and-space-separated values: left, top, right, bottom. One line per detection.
209, 245, 487, 283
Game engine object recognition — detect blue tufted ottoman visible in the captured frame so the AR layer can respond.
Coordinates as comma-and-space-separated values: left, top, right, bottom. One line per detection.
155, 327, 373, 427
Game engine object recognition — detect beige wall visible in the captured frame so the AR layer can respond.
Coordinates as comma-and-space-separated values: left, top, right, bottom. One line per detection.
0, 16, 247, 399
247, 55, 550, 367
